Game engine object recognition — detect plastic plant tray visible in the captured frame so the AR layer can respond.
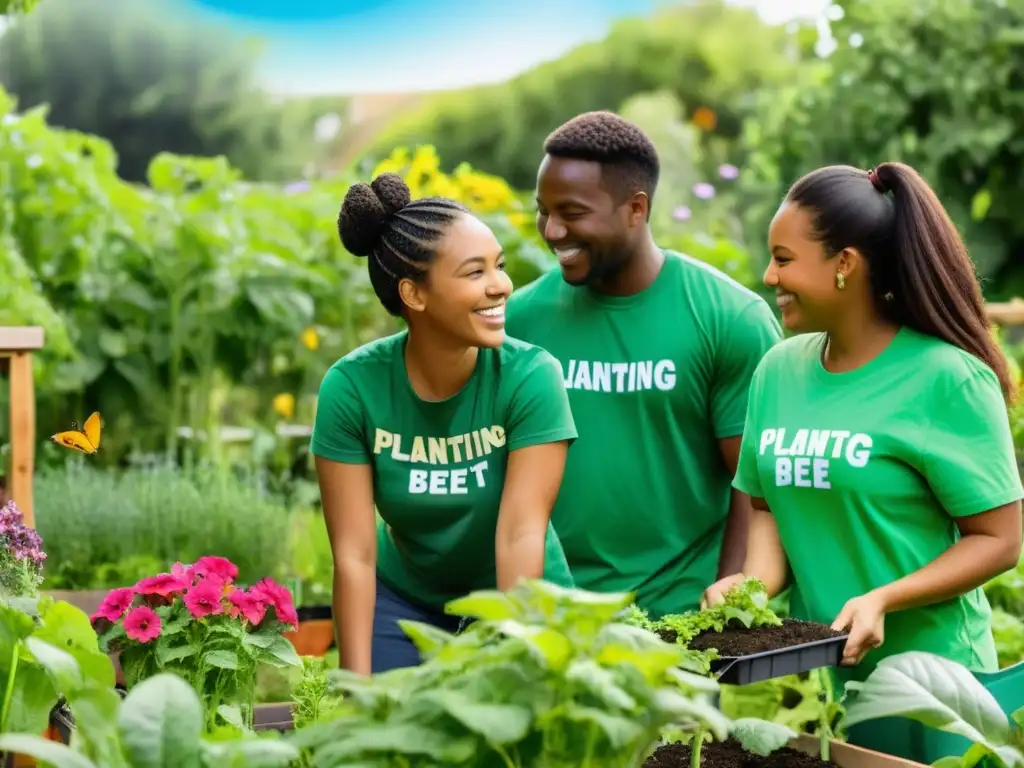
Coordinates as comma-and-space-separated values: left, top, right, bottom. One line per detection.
709, 633, 849, 685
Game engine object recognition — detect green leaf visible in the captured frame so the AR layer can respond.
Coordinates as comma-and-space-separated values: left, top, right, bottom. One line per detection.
156, 644, 196, 665
971, 189, 993, 221
397, 620, 457, 656
203, 649, 239, 670
24, 635, 83, 693
202, 737, 299, 767
0, 734, 96, 768
563, 704, 645, 748
34, 599, 116, 689
261, 636, 302, 668
118, 673, 204, 768
444, 590, 518, 621
416, 689, 532, 745
844, 652, 1010, 747
216, 704, 245, 729
653, 688, 732, 740
566, 659, 636, 710
322, 723, 476, 763
731, 718, 798, 756
493, 620, 572, 669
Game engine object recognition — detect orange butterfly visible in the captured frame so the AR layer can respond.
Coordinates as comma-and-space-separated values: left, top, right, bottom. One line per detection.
50, 411, 102, 455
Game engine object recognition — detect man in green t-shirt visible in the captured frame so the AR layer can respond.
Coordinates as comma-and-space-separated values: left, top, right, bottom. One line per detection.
505, 111, 782, 618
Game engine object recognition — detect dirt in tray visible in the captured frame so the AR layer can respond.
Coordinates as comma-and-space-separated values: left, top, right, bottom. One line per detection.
684, 618, 844, 657
644, 738, 839, 768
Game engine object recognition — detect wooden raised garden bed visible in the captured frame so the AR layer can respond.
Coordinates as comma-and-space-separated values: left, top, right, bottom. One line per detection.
645, 734, 927, 768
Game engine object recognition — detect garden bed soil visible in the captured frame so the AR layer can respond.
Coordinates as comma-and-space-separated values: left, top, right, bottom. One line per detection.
661, 618, 844, 656
645, 736, 927, 768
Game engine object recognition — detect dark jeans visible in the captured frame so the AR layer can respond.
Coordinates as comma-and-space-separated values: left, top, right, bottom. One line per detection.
371, 577, 463, 674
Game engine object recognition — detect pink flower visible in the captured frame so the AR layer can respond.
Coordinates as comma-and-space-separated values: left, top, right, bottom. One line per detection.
184, 577, 226, 619
250, 578, 298, 628
123, 606, 162, 643
90, 587, 135, 623
171, 561, 195, 584
192, 556, 238, 584
227, 588, 267, 625
135, 572, 190, 597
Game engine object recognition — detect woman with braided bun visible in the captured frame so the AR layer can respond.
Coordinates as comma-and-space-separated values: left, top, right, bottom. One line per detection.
310, 173, 577, 674
703, 162, 1022, 737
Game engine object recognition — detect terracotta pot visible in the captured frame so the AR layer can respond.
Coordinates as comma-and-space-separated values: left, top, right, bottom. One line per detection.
283, 605, 334, 657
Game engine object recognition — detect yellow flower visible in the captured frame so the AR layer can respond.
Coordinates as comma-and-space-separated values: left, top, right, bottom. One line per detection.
301, 326, 320, 351
272, 393, 295, 420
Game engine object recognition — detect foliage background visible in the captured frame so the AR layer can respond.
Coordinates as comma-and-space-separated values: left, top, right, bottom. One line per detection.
1, 0, 1023, 716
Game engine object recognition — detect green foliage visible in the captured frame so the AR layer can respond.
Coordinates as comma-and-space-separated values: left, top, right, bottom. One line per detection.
845, 651, 1024, 767
0, 671, 298, 766
741, 0, 1024, 289
34, 463, 291, 589
0, 0, 314, 184
370, 0, 800, 189
292, 580, 731, 766
0, 594, 115, 735
0, 84, 550, 463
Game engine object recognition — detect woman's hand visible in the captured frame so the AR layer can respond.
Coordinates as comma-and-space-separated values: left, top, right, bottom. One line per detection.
831, 591, 886, 666
701, 573, 748, 609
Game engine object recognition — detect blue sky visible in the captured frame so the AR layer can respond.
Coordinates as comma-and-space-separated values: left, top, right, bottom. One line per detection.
180, 0, 830, 94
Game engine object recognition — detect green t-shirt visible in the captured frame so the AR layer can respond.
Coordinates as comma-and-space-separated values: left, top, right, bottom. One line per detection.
505, 250, 782, 617
734, 327, 1023, 682
309, 331, 578, 609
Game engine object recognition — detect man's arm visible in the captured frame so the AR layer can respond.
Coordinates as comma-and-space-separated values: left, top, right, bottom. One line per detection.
717, 435, 752, 578
707, 299, 781, 578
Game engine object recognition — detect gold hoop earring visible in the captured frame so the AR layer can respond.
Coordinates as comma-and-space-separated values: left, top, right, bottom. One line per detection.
836, 272, 846, 290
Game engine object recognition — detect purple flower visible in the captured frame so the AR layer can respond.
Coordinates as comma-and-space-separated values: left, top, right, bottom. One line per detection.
718, 164, 739, 180
0, 500, 46, 596
283, 181, 311, 195
693, 183, 716, 200
672, 205, 692, 222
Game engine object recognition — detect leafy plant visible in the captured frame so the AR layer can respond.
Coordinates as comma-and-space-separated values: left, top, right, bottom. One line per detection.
0, 594, 114, 735
844, 651, 1024, 768
291, 579, 733, 767
624, 577, 783, 675
91, 556, 302, 731
0, 672, 298, 767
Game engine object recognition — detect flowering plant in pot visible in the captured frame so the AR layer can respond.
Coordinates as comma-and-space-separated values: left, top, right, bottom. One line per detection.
91, 555, 303, 731
0, 499, 45, 599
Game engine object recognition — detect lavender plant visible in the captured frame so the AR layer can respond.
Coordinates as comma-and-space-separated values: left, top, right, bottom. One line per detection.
0, 500, 45, 598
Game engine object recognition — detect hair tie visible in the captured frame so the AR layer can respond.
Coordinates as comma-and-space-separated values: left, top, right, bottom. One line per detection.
867, 167, 887, 194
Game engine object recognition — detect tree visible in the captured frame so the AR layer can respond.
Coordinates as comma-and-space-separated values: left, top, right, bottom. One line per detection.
742, 0, 1024, 292
0, 0, 305, 183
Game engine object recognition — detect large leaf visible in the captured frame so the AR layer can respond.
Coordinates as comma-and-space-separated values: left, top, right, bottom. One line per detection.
0, 734, 95, 768
844, 652, 1010, 747
117, 673, 204, 768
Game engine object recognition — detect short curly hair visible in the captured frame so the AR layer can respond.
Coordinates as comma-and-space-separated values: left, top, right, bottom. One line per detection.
543, 111, 660, 206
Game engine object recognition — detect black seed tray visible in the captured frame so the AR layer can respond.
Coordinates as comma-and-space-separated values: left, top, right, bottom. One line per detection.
710, 633, 849, 685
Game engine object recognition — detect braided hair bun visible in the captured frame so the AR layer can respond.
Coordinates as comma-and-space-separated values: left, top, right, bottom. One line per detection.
337, 172, 413, 257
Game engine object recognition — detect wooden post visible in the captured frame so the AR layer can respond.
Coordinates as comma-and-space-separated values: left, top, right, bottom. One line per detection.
1, 326, 44, 529
987, 298, 1024, 327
